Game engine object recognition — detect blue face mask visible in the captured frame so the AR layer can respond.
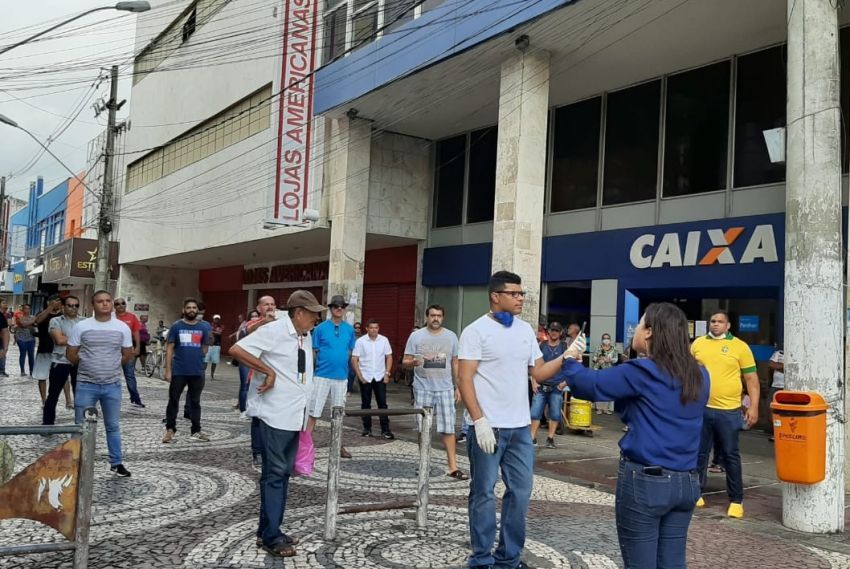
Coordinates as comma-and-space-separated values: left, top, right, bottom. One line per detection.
491, 311, 514, 327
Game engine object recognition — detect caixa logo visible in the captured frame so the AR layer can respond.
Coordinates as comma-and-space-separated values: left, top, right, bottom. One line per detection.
630, 225, 778, 269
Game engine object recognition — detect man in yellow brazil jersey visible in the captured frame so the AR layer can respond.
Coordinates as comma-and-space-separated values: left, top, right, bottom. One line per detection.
691, 310, 759, 519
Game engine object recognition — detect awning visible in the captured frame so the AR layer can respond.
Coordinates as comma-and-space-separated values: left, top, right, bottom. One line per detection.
28, 265, 44, 276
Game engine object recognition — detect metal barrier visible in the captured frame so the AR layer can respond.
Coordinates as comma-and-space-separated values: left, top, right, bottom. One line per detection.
0, 407, 98, 569
324, 406, 433, 540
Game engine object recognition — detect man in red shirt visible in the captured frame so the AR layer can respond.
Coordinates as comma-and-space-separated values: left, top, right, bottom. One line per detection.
114, 298, 144, 408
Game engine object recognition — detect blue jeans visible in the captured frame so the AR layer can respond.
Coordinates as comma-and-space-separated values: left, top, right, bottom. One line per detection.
530, 388, 564, 422
16, 338, 35, 375
697, 407, 743, 503
257, 421, 299, 546
616, 458, 700, 569
467, 425, 534, 569
122, 360, 142, 404
238, 364, 250, 412
75, 381, 123, 466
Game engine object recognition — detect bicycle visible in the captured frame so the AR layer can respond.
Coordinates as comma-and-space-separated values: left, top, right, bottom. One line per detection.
145, 338, 165, 379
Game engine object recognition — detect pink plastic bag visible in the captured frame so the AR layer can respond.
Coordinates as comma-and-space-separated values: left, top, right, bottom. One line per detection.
293, 430, 315, 477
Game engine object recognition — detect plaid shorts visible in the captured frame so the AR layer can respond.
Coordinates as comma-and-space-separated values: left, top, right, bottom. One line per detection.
413, 387, 456, 434
308, 376, 348, 418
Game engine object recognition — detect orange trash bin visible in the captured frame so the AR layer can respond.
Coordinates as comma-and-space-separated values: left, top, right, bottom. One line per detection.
770, 391, 828, 485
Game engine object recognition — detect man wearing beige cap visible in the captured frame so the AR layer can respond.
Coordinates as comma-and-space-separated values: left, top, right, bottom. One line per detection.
229, 289, 325, 559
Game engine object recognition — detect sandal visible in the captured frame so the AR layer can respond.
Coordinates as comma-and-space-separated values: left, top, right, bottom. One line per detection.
447, 470, 468, 480
262, 541, 297, 558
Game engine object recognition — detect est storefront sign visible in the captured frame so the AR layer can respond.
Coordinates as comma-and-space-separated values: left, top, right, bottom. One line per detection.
43, 238, 120, 282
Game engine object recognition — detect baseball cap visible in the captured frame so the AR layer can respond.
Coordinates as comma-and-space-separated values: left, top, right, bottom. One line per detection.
286, 290, 326, 313
328, 294, 348, 308
547, 322, 563, 332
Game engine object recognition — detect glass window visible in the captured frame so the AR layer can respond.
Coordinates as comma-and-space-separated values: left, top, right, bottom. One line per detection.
323, 6, 348, 64
420, 0, 445, 13
465, 127, 497, 223
353, 4, 378, 47
664, 61, 731, 197
734, 46, 786, 187
603, 81, 660, 205
841, 27, 849, 174
461, 286, 490, 329
428, 286, 460, 332
385, 0, 416, 34
550, 97, 601, 212
433, 135, 466, 227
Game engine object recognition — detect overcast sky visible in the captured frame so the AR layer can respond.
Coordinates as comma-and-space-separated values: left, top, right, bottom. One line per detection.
0, 1, 141, 201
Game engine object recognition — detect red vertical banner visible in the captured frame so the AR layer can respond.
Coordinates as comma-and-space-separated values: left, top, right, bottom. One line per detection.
273, 0, 319, 224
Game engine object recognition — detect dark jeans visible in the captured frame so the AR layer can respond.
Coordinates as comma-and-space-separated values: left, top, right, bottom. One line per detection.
616, 458, 700, 569
166, 375, 205, 434
697, 407, 744, 503
122, 360, 142, 404
238, 364, 250, 412
360, 380, 389, 432
257, 421, 299, 546
16, 338, 35, 375
251, 417, 263, 458
42, 363, 78, 425
467, 425, 534, 568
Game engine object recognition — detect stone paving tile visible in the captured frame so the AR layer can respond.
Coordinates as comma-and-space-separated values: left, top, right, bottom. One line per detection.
1, 367, 849, 568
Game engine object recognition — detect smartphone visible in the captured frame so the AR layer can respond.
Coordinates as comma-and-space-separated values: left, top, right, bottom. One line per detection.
643, 466, 663, 476
580, 321, 587, 335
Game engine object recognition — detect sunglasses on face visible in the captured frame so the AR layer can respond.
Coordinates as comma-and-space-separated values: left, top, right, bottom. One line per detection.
114, 302, 126, 306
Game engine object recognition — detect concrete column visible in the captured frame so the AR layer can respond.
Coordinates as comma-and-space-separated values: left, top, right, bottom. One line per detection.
589, 279, 617, 352
784, 0, 844, 533
326, 116, 371, 324
491, 47, 550, 324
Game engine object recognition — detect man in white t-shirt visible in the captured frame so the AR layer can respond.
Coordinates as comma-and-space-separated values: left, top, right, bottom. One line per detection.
66, 290, 135, 478
458, 271, 579, 569
351, 319, 394, 439
229, 290, 325, 559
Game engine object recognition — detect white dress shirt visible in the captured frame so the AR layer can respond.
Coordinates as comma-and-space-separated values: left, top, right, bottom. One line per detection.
236, 314, 313, 431
353, 334, 392, 382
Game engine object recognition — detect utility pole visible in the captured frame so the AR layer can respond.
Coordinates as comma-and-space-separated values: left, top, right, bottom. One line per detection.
94, 65, 119, 293
0, 176, 5, 272
783, 0, 844, 533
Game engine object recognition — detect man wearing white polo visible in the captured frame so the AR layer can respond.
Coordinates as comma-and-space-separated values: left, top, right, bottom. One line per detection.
352, 319, 394, 439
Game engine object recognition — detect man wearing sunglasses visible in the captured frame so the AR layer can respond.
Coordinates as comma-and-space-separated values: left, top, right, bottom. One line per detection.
114, 297, 145, 408
42, 296, 83, 426
307, 294, 356, 459
229, 290, 325, 559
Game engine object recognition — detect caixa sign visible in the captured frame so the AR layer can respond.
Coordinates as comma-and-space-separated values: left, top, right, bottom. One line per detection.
630, 225, 778, 269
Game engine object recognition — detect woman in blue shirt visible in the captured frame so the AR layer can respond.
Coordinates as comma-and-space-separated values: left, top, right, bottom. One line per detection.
561, 302, 709, 569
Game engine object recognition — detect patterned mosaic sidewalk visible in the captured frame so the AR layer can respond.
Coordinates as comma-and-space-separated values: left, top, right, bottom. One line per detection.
1, 368, 849, 568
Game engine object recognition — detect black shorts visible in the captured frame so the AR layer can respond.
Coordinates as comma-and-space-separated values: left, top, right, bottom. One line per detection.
139, 342, 148, 356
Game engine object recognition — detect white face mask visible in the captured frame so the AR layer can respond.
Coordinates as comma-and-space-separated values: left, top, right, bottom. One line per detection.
602, 338, 611, 345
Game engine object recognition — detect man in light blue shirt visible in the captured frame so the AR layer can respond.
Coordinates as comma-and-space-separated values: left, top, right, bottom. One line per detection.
307, 294, 356, 458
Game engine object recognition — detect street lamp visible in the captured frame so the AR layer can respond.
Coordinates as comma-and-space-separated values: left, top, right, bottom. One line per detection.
0, 2, 151, 56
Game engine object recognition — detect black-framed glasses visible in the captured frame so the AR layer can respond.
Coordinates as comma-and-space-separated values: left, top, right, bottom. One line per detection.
495, 290, 527, 298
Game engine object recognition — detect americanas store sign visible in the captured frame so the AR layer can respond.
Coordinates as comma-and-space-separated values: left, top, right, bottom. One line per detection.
630, 225, 778, 269
273, 0, 319, 224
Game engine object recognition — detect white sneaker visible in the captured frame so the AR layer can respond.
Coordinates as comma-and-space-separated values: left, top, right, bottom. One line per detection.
190, 431, 210, 442
239, 411, 249, 421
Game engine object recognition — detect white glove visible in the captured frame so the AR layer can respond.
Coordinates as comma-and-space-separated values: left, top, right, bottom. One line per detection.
473, 417, 497, 454
564, 333, 587, 360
